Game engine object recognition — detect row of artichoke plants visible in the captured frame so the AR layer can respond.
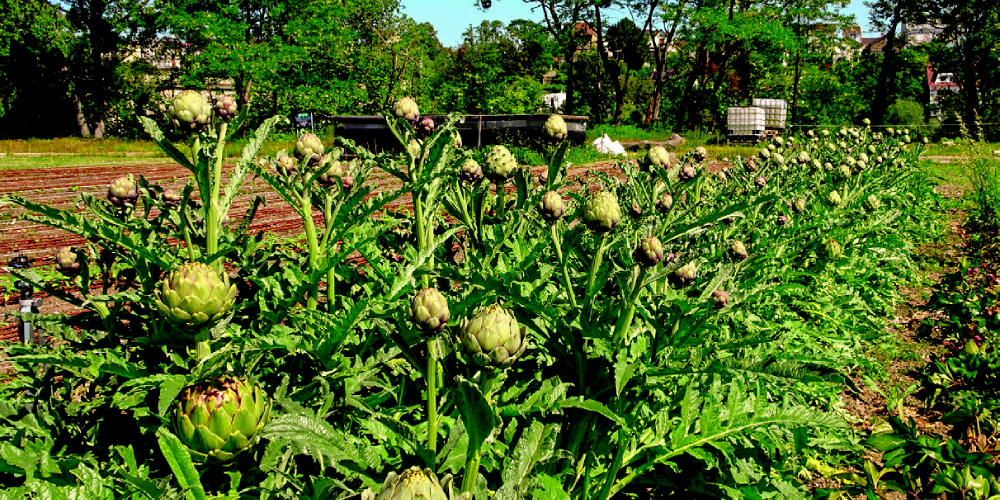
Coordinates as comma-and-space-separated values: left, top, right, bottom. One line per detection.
0, 90, 941, 499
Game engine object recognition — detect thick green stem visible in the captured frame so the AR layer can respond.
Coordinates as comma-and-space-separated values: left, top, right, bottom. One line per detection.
496, 181, 506, 221
584, 233, 607, 318
206, 124, 226, 272
549, 223, 578, 308
594, 429, 628, 500
322, 192, 336, 309
414, 195, 430, 289
300, 189, 320, 311
192, 328, 211, 360
612, 267, 649, 344
461, 448, 481, 494
426, 337, 439, 456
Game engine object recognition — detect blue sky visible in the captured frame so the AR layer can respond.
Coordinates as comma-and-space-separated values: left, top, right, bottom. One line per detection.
401, 1, 876, 49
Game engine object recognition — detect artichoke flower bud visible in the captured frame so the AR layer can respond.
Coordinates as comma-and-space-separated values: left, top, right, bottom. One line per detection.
162, 188, 182, 208
341, 175, 355, 192
634, 235, 664, 267
452, 131, 463, 149
827, 190, 843, 206
863, 118, 871, 126
824, 239, 843, 259
772, 152, 785, 165
538, 190, 566, 222
836, 164, 852, 179
776, 215, 788, 226
674, 262, 697, 285
821, 129, 830, 137
758, 148, 772, 160
743, 157, 758, 173
755, 176, 768, 189
173, 375, 270, 462
796, 151, 810, 164
656, 192, 673, 213
543, 114, 568, 141
154, 262, 237, 325
108, 174, 139, 206
458, 158, 484, 184
460, 303, 528, 369
214, 95, 238, 122
629, 202, 642, 219
167, 90, 212, 133
793, 198, 807, 213
410, 288, 450, 332
275, 154, 297, 177
678, 163, 697, 182
866, 194, 881, 211
859, 152, 870, 163
407, 138, 423, 158
772, 136, 785, 147
485, 145, 518, 181
581, 191, 622, 233
392, 97, 420, 121
416, 116, 435, 136
692, 146, 708, 162
642, 146, 672, 172
316, 155, 344, 187
374, 467, 458, 500
712, 290, 729, 309
54, 247, 82, 276
295, 133, 325, 165
730, 240, 748, 260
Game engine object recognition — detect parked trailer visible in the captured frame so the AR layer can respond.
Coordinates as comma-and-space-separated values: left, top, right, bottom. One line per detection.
330, 114, 589, 153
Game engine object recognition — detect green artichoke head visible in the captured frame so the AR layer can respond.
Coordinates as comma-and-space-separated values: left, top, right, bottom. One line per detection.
543, 114, 568, 141
538, 190, 566, 222
276, 154, 297, 177
393, 97, 420, 121
827, 190, 843, 206
656, 192, 673, 213
108, 174, 139, 206
792, 198, 807, 213
316, 155, 344, 187
824, 239, 843, 260
162, 188, 182, 208
693, 146, 708, 162
634, 235, 664, 267
485, 145, 518, 181
460, 303, 528, 369
865, 194, 881, 211
173, 375, 270, 462
730, 240, 748, 260
458, 158, 483, 184
54, 247, 83, 276
215, 95, 238, 122
674, 262, 697, 285
642, 146, 672, 172
581, 190, 622, 233
295, 133, 325, 164
154, 262, 237, 325
167, 90, 212, 133
373, 466, 469, 500
410, 288, 450, 332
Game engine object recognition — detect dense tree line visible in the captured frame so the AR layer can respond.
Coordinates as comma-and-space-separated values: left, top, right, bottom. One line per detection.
0, 0, 996, 139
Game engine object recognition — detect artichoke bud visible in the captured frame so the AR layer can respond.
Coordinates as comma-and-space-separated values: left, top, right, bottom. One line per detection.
866, 194, 881, 211
460, 303, 528, 369
275, 154, 297, 177
793, 198, 807, 213
674, 262, 697, 285
796, 151, 810, 164
410, 288, 450, 332
54, 247, 83, 276
167, 90, 212, 133
634, 235, 664, 267
772, 136, 785, 147
316, 155, 344, 187
341, 175, 355, 192
374, 467, 462, 500
485, 145, 518, 181
824, 239, 843, 259
214, 95, 238, 122
772, 152, 785, 165
154, 262, 237, 325
642, 146, 672, 172
730, 240, 748, 260
458, 158, 484, 184
538, 190, 565, 222
656, 192, 673, 213
108, 174, 139, 206
295, 133, 325, 164
758, 148, 771, 160
416, 116, 435, 136
712, 290, 729, 309
581, 191, 622, 233
776, 214, 788, 226
173, 375, 270, 462
162, 188, 182, 208
407, 139, 423, 158
717, 169, 728, 182
678, 164, 697, 182
392, 97, 420, 121
743, 157, 758, 173
693, 146, 708, 162
863, 118, 871, 126
827, 190, 843, 206
837, 164, 851, 179
755, 176, 768, 189
629, 202, 642, 219
543, 114, 568, 141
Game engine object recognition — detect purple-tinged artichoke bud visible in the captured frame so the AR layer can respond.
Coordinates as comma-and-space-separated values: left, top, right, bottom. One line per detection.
755, 176, 768, 189
275, 154, 296, 177
793, 198, 806, 213
674, 262, 697, 285
167, 90, 212, 133
54, 247, 82, 276
634, 235, 664, 267
485, 145, 518, 181
678, 163, 697, 182
416, 116, 435, 136
108, 175, 139, 206
393, 97, 420, 121
458, 158, 484, 184
538, 190, 565, 222
642, 146, 672, 172
410, 288, 450, 332
543, 114, 568, 141
173, 375, 270, 463
341, 175, 355, 192
730, 240, 748, 260
744, 157, 758, 173
712, 290, 729, 309
776, 215, 788, 226
162, 188, 182, 208
629, 202, 642, 219
581, 191, 622, 233
214, 95, 238, 122
692, 146, 708, 162
316, 155, 344, 187
460, 303, 528, 369
656, 192, 673, 213
295, 133, 325, 164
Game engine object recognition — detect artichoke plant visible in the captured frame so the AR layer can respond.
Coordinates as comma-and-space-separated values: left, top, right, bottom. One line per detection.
295, 133, 325, 164
678, 164, 697, 182
543, 114, 567, 141
581, 190, 622, 233
656, 192, 673, 213
458, 158, 483, 184
368, 466, 469, 500
538, 190, 565, 222
674, 262, 697, 285
167, 90, 212, 133
459, 303, 528, 369
485, 145, 518, 181
642, 146, 672, 172
162, 188, 182, 208
712, 290, 729, 309
54, 247, 82, 276
154, 262, 237, 325
730, 240, 748, 260
276, 154, 297, 177
693, 146, 708, 162
634, 235, 664, 267
410, 288, 450, 332
215, 95, 238, 121
393, 97, 420, 121
108, 175, 139, 206
173, 375, 270, 462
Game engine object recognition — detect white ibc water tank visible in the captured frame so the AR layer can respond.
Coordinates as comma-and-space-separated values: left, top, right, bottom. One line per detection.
727, 107, 765, 135
752, 98, 787, 129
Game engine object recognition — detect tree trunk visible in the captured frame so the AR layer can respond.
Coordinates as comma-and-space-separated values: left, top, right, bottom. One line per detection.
873, 2, 904, 124
72, 94, 92, 138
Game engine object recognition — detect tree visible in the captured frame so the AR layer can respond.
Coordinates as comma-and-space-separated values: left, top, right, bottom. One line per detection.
865, 0, 932, 125
602, 17, 645, 124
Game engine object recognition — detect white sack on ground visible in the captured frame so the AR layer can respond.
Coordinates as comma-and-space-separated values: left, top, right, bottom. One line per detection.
592, 134, 627, 156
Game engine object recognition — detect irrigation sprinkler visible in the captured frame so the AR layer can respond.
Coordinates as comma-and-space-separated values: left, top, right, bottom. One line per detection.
9, 254, 43, 346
